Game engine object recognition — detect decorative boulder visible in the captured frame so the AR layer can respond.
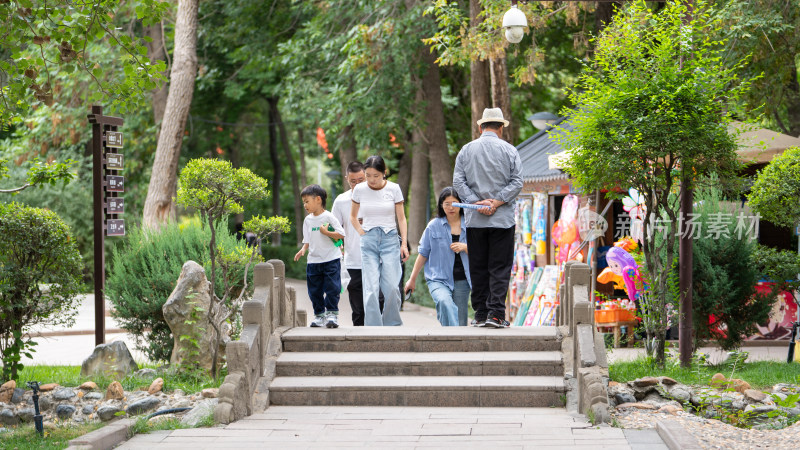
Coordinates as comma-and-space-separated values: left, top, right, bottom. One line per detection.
163, 261, 227, 370
80, 341, 138, 378
0, 381, 15, 403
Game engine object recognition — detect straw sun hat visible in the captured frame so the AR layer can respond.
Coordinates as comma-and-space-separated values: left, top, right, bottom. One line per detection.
476, 107, 509, 127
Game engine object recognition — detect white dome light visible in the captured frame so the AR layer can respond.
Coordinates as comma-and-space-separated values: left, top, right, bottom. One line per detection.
502, 5, 527, 44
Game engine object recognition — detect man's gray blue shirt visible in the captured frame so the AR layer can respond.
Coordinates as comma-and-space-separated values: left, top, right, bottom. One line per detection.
453, 131, 523, 229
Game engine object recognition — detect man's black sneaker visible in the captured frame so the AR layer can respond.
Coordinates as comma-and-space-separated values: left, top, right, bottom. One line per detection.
482, 317, 509, 328
470, 319, 485, 327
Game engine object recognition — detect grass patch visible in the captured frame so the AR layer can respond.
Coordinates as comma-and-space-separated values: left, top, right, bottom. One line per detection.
610, 356, 800, 389
12, 364, 222, 393
0, 422, 103, 450
128, 411, 215, 439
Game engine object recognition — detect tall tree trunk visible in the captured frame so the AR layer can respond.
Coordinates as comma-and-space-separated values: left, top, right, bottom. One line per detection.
420, 48, 453, 196
408, 130, 430, 252
396, 142, 412, 200
144, 21, 169, 125
142, 0, 199, 228
267, 97, 282, 246
595, 1, 620, 34
339, 125, 357, 183
470, 0, 492, 140
490, 56, 513, 144
297, 128, 308, 186
272, 99, 303, 246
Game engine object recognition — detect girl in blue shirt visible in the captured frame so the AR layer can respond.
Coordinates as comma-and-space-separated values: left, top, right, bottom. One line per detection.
404, 187, 471, 326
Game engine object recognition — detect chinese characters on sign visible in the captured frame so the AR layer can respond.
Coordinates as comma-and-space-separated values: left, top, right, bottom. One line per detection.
614, 211, 760, 240
106, 131, 123, 148
106, 153, 123, 170
103, 130, 124, 236
105, 175, 125, 192
106, 219, 125, 236
106, 197, 124, 214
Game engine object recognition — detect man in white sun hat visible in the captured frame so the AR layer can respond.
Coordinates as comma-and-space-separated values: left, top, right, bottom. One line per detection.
453, 107, 522, 328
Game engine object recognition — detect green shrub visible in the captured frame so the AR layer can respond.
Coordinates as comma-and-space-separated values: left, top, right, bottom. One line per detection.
0, 202, 83, 379
691, 183, 775, 350
106, 219, 257, 363
264, 244, 307, 280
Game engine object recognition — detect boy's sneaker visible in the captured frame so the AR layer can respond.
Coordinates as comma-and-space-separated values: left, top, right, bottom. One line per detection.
310, 314, 326, 327
325, 312, 339, 328
470, 319, 485, 327
482, 317, 509, 328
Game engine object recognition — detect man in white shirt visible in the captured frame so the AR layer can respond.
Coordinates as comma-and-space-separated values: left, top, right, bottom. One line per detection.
332, 161, 377, 326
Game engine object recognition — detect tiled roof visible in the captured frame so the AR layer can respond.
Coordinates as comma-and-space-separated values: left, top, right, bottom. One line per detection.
516, 118, 571, 183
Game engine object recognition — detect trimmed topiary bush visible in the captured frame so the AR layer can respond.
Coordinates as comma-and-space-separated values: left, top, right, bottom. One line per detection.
106, 219, 258, 363
0, 202, 83, 379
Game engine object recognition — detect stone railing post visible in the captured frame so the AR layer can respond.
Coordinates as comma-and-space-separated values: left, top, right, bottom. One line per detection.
560, 261, 610, 423
267, 259, 286, 328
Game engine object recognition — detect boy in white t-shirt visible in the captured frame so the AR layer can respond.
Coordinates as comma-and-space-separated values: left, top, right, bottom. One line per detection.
294, 185, 346, 328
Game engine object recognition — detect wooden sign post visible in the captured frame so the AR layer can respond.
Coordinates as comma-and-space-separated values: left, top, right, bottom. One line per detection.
87, 105, 125, 346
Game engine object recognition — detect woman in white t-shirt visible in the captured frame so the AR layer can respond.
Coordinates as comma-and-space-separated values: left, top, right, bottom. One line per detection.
350, 155, 409, 326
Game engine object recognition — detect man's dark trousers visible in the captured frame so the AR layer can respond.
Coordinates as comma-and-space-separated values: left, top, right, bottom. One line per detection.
467, 226, 515, 322
346, 269, 384, 326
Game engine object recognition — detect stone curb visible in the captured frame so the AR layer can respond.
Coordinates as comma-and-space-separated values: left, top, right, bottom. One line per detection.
65, 418, 135, 450
656, 419, 703, 450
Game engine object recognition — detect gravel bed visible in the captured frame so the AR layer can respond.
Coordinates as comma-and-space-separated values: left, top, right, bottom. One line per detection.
613, 407, 800, 449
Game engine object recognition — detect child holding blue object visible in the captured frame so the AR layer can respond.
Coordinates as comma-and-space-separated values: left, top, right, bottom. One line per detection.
405, 187, 471, 326
294, 184, 346, 328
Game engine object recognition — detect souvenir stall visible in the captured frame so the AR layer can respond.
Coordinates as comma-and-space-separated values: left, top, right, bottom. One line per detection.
507, 193, 560, 326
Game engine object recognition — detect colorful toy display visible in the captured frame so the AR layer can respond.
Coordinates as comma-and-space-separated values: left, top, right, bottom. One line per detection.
552, 195, 581, 263
604, 246, 648, 304
532, 193, 547, 255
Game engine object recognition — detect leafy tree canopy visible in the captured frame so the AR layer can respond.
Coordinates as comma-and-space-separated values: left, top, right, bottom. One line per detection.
747, 146, 800, 228
0, 0, 170, 126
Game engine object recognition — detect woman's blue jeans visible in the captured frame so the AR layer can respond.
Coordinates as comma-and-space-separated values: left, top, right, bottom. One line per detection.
360, 228, 403, 326
427, 279, 470, 326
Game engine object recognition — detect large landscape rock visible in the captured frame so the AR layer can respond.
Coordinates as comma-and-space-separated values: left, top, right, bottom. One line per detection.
97, 406, 122, 421
80, 341, 138, 378
126, 397, 161, 416
55, 404, 76, 420
181, 398, 217, 427
163, 261, 226, 370
0, 381, 15, 403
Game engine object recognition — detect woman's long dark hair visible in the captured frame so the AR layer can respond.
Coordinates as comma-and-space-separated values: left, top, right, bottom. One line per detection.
437, 187, 463, 218
363, 155, 387, 179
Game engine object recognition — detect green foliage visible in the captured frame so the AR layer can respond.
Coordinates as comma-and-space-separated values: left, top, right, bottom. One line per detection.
0, 202, 83, 380
0, 0, 170, 126
557, 0, 755, 364
106, 220, 257, 363
176, 158, 276, 378
691, 184, 774, 350
177, 159, 270, 220
0, 157, 75, 194
14, 363, 221, 395
610, 355, 800, 390
712, 0, 800, 134
748, 146, 800, 228
752, 244, 800, 292
242, 215, 291, 241
0, 421, 103, 449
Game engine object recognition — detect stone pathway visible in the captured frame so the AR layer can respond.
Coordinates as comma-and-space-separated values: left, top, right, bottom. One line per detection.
117, 406, 667, 449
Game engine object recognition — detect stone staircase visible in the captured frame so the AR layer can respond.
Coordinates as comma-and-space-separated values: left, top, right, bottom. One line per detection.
268, 326, 565, 407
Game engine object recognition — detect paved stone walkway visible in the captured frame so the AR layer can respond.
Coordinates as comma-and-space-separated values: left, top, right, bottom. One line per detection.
117, 406, 667, 449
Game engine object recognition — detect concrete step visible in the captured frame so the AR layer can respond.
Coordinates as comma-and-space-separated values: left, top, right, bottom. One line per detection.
282, 326, 561, 352
276, 351, 563, 377
268, 376, 566, 407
